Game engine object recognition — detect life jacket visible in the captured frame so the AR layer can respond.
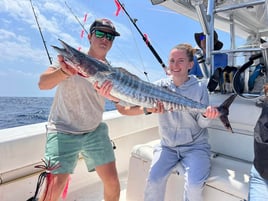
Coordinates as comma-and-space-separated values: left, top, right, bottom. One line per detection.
254, 98, 268, 179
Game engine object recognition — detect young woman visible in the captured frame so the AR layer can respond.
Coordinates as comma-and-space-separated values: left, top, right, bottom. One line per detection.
100, 43, 219, 201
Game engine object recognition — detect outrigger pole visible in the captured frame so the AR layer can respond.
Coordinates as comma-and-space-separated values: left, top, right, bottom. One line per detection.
116, 0, 168, 74
30, 0, 52, 65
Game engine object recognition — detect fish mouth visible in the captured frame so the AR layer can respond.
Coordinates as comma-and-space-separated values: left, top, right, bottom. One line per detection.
52, 39, 89, 78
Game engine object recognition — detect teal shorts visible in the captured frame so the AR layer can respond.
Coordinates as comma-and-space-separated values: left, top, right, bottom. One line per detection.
44, 122, 115, 174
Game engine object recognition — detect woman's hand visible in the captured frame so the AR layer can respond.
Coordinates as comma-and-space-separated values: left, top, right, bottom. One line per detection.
203, 106, 220, 119
147, 101, 165, 114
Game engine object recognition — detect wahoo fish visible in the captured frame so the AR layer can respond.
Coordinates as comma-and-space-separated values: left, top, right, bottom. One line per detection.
52, 39, 236, 132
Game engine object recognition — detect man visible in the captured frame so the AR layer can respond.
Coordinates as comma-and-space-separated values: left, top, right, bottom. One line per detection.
189, 30, 228, 78
38, 18, 120, 201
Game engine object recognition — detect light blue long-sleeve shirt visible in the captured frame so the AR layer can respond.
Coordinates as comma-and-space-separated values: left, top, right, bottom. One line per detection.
155, 75, 212, 147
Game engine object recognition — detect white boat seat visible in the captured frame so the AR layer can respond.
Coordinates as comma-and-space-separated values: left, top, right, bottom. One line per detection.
126, 139, 252, 201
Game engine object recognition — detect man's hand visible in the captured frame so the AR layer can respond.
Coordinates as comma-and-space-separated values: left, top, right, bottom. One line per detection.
94, 80, 120, 103
58, 55, 78, 76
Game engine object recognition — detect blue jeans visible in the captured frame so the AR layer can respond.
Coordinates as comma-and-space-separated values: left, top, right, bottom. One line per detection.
248, 165, 268, 201
144, 143, 211, 201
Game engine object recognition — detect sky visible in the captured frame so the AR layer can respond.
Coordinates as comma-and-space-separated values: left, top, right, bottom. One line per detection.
0, 0, 246, 97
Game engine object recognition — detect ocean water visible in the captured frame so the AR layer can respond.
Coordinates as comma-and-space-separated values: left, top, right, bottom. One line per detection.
0, 97, 116, 130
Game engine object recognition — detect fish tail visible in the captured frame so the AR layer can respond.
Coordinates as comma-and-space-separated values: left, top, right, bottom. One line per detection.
217, 94, 237, 133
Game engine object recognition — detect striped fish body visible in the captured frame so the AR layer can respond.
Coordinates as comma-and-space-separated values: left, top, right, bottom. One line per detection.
52, 40, 207, 111
52, 39, 236, 132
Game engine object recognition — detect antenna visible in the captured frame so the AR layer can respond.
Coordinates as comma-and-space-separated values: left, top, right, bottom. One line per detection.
30, 0, 52, 64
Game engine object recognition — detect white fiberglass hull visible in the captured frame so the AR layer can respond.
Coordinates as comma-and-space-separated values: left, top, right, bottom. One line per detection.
0, 93, 261, 201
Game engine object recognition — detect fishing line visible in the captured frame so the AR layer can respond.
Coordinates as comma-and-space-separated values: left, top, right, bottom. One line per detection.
64, 1, 92, 52
65, 1, 89, 36
126, 17, 150, 82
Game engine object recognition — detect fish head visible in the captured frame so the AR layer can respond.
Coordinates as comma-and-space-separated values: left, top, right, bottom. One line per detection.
52, 39, 104, 77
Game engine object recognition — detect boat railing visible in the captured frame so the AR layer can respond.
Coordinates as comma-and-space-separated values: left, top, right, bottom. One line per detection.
196, 0, 268, 100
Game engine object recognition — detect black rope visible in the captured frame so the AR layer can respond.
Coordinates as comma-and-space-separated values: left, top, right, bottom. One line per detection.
26, 172, 47, 201
233, 53, 263, 96
26, 159, 61, 201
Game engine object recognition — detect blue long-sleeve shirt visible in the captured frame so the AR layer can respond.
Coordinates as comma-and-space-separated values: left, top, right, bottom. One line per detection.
190, 53, 228, 77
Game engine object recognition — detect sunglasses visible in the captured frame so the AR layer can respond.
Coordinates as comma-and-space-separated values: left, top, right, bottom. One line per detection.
94, 30, 115, 41
199, 35, 206, 41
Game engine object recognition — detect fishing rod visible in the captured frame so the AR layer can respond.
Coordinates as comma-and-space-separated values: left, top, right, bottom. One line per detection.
29, 0, 52, 64
116, 0, 168, 74
65, 1, 88, 35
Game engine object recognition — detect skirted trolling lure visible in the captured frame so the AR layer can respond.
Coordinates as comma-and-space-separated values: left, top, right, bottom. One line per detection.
26, 159, 70, 201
